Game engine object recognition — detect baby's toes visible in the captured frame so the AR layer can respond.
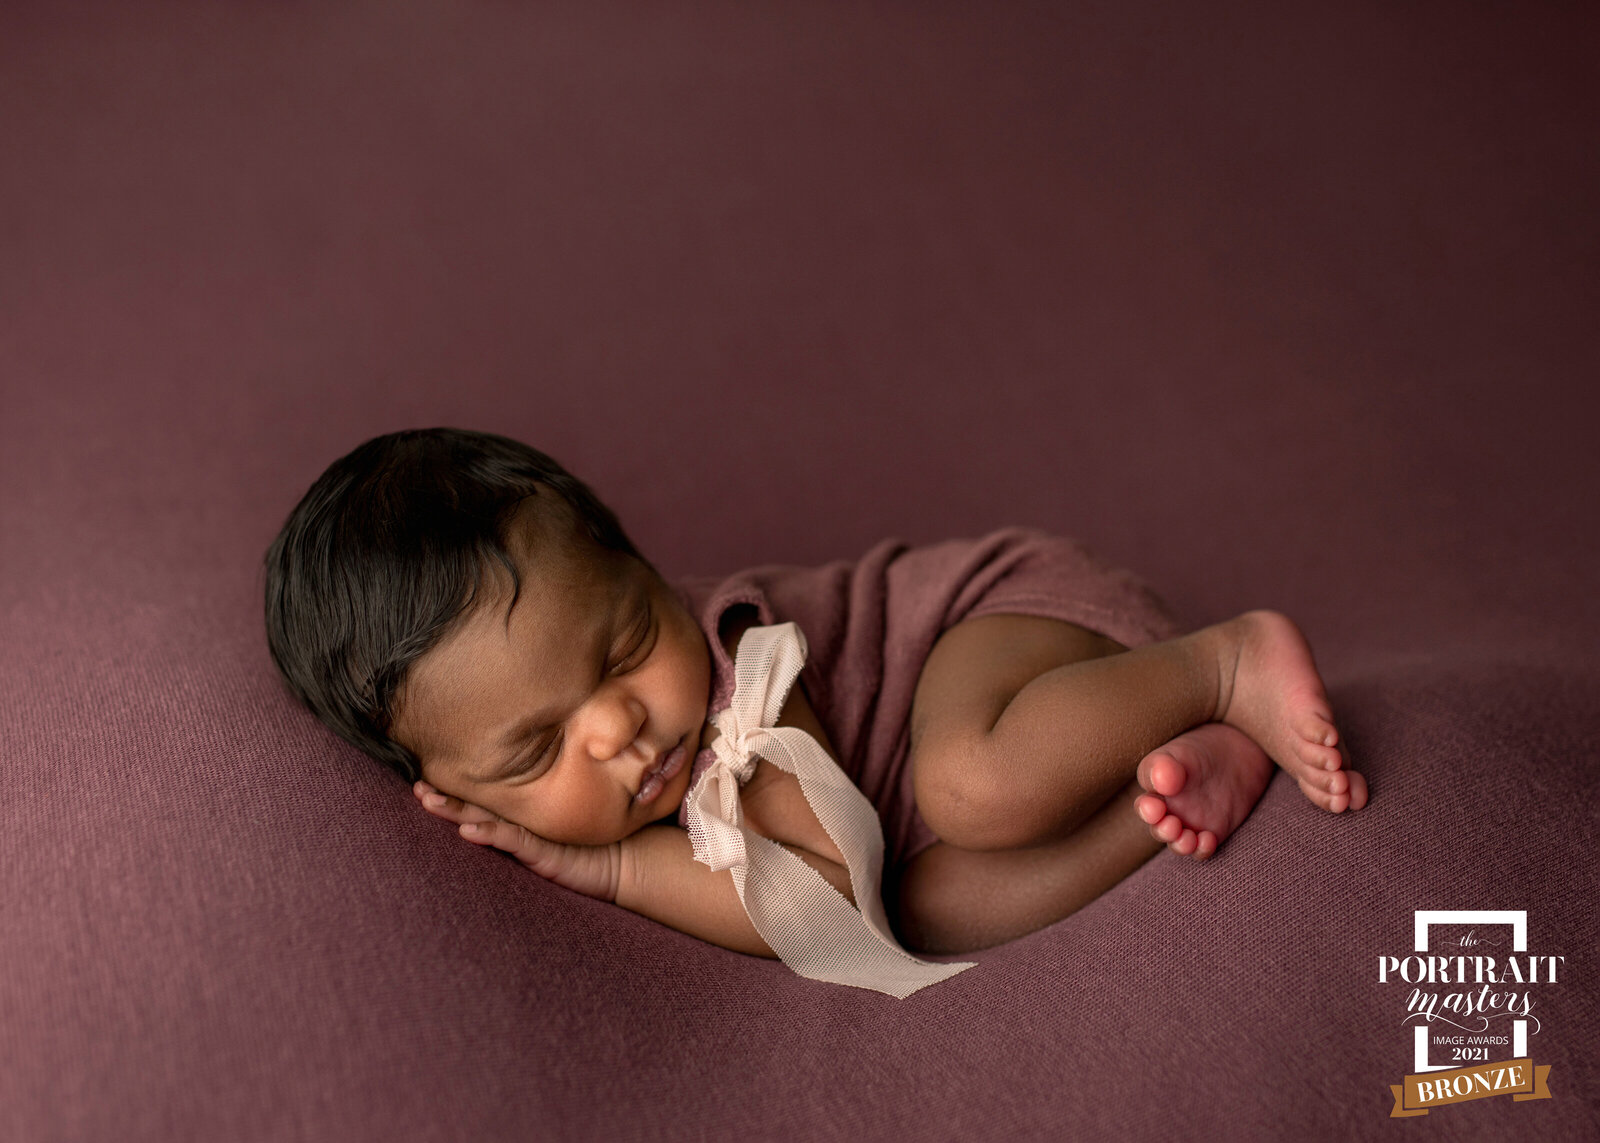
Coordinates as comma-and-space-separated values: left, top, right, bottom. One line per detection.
1194, 830, 1218, 860
1169, 828, 1198, 857
1135, 794, 1168, 825
1296, 775, 1342, 813
1137, 748, 1190, 798
1294, 708, 1339, 749
1345, 770, 1369, 810
1298, 764, 1347, 795
1153, 813, 1185, 843
1294, 736, 1343, 773
1148, 753, 1186, 798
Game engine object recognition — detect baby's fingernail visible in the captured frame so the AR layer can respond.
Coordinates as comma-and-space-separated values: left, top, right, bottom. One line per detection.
424, 793, 446, 808
462, 823, 479, 835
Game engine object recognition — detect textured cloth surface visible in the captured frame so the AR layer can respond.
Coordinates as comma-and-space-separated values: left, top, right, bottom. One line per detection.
675, 529, 1181, 869
3, 3, 1598, 1141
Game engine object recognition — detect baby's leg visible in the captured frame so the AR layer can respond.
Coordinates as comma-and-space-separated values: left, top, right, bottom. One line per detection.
908, 614, 1128, 850
888, 779, 1162, 955
909, 611, 1366, 854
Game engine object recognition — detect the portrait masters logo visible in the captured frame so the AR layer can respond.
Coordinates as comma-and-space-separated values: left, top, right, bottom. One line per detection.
1377, 910, 1561, 1118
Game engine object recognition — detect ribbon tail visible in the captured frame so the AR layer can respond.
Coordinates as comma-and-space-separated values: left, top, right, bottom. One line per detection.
717, 623, 977, 997
733, 833, 973, 999
746, 724, 976, 994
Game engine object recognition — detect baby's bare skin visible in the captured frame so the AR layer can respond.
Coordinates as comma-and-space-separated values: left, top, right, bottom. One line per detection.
1134, 610, 1368, 858
1134, 723, 1273, 859
1209, 610, 1360, 803
887, 608, 1366, 951
404, 517, 1367, 957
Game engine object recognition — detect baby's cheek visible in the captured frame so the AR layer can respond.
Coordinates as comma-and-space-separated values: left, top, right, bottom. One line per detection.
651, 761, 697, 826
483, 784, 559, 837
543, 786, 631, 847
681, 635, 714, 718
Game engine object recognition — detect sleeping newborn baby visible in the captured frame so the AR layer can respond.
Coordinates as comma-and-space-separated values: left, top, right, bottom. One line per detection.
264, 428, 1368, 996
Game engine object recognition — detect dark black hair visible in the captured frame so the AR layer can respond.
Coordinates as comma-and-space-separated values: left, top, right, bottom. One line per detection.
263, 428, 642, 782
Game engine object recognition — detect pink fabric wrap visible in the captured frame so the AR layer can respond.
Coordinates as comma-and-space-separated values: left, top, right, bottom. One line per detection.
672, 528, 1183, 869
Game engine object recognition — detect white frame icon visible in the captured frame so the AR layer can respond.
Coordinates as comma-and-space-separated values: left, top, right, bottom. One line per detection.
1410, 910, 1528, 1072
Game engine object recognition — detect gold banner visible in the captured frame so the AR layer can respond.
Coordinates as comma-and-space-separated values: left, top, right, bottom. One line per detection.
1389, 1059, 1553, 1117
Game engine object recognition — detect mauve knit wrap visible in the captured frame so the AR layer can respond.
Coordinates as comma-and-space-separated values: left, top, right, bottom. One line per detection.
673, 528, 1183, 869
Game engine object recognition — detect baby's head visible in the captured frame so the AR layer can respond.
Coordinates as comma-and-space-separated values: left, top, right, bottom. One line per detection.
264, 428, 711, 845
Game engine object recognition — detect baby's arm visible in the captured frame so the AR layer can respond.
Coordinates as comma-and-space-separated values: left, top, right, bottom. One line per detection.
616, 821, 851, 957
414, 785, 852, 958
413, 683, 854, 958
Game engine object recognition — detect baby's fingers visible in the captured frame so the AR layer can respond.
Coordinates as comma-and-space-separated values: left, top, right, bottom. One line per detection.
413, 780, 499, 825
456, 819, 621, 901
454, 817, 553, 873
458, 818, 525, 851
457, 819, 544, 869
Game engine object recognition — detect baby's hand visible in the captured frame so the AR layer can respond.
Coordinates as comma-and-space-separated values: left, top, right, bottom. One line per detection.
412, 781, 621, 902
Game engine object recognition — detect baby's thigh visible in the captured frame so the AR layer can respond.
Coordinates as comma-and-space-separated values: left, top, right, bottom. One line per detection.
908, 614, 1122, 844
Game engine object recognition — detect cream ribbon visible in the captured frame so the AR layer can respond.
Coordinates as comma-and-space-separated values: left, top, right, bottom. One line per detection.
682, 622, 975, 998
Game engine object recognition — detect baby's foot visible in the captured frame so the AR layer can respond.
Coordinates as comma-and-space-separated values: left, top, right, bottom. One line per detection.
1210, 611, 1369, 814
1134, 723, 1273, 859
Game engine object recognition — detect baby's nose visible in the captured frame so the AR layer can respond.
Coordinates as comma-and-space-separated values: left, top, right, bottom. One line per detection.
589, 686, 647, 760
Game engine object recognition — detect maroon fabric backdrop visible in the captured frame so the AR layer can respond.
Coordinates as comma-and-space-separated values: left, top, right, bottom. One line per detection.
2, 2, 1595, 1139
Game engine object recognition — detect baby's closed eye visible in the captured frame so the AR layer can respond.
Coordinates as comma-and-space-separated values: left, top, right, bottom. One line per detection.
523, 731, 563, 771
606, 604, 654, 676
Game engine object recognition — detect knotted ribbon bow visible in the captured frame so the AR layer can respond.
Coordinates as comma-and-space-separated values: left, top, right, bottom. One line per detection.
681, 622, 974, 998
